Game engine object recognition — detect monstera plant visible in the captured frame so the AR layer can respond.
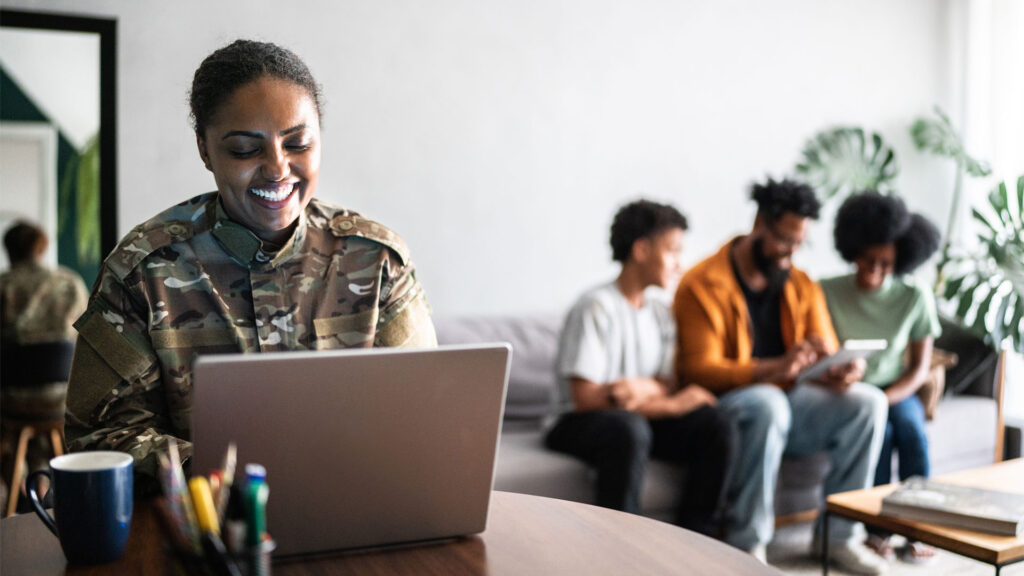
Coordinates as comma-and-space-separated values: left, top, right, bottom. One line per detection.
795, 126, 899, 201
940, 176, 1024, 353
910, 106, 992, 260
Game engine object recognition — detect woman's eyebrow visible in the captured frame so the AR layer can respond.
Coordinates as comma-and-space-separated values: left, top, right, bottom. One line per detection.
221, 124, 310, 140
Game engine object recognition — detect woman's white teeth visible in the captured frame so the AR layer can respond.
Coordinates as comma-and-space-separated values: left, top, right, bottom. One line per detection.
250, 185, 294, 201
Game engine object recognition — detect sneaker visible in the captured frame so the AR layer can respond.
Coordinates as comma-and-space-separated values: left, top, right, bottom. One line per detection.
811, 538, 888, 575
748, 544, 767, 564
828, 541, 889, 575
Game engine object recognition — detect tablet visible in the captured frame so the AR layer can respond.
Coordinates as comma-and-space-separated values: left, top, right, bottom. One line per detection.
796, 339, 887, 384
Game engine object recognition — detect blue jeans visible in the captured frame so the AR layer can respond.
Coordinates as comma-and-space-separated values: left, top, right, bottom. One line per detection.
874, 393, 930, 484
717, 383, 888, 549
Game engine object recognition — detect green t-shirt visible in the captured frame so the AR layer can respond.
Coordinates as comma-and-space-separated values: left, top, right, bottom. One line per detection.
820, 274, 941, 387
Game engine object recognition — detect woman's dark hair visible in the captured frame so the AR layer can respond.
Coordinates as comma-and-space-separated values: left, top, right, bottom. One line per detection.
610, 199, 688, 263
751, 178, 821, 223
833, 191, 941, 275
189, 39, 323, 136
3, 221, 47, 263
895, 213, 941, 275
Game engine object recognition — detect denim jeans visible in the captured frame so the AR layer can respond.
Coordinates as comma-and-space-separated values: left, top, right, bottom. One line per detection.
868, 393, 930, 539
874, 393, 930, 485
716, 382, 888, 550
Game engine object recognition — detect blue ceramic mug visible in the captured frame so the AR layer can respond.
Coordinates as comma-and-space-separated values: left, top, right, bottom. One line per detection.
27, 451, 133, 565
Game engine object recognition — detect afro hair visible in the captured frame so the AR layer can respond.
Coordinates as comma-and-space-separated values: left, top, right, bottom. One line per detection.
833, 191, 941, 275
895, 213, 941, 275
751, 178, 821, 223
610, 200, 688, 263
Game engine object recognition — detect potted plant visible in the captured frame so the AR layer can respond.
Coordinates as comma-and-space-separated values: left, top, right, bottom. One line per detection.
910, 107, 992, 267
940, 176, 1024, 354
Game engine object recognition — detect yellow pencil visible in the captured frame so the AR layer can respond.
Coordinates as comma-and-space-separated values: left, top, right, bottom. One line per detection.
188, 476, 221, 536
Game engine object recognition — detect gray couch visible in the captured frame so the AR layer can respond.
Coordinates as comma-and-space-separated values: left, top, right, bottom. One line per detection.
435, 314, 1005, 524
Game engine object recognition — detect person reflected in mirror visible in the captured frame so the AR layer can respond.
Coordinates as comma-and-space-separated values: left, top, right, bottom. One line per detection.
0, 221, 88, 347
1, 221, 88, 508
64, 40, 436, 494
822, 191, 942, 565
545, 199, 737, 538
673, 179, 889, 574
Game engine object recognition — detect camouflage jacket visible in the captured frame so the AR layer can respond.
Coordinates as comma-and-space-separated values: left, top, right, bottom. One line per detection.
65, 193, 436, 487
0, 262, 88, 346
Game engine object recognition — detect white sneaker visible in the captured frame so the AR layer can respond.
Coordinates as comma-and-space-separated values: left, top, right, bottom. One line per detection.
748, 544, 767, 564
825, 541, 889, 575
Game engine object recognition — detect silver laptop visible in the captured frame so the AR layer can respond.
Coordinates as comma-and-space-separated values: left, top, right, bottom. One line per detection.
192, 343, 511, 557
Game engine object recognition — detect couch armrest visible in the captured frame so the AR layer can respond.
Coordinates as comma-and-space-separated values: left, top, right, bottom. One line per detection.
936, 315, 1000, 399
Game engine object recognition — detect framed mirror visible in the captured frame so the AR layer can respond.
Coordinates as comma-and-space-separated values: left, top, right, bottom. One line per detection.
0, 9, 117, 288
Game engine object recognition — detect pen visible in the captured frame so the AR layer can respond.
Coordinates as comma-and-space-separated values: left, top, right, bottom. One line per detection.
216, 442, 237, 523
245, 463, 269, 547
159, 442, 201, 552
190, 476, 242, 576
189, 476, 220, 536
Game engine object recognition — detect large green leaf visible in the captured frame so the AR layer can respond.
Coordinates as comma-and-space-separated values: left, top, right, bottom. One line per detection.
910, 107, 992, 178
940, 175, 1024, 352
794, 126, 899, 201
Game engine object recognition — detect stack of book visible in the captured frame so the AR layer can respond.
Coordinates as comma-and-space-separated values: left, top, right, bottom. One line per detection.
881, 476, 1024, 537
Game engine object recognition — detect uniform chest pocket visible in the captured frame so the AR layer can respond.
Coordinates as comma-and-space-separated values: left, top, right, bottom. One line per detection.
313, 308, 378, 349
151, 327, 239, 354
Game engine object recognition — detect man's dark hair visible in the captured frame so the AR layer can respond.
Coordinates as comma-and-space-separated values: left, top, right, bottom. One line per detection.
190, 39, 323, 136
751, 178, 821, 223
610, 199, 688, 263
3, 221, 47, 264
833, 191, 941, 275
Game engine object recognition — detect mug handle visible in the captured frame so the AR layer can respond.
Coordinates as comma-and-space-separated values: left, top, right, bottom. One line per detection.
27, 469, 58, 536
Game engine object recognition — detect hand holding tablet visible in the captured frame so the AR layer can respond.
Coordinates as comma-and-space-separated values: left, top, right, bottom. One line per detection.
796, 339, 887, 385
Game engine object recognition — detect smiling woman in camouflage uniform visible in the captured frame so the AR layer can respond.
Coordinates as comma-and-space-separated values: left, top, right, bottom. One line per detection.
65, 40, 436, 489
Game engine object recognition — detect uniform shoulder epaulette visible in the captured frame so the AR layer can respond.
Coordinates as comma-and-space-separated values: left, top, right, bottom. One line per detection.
320, 204, 410, 266
103, 193, 217, 281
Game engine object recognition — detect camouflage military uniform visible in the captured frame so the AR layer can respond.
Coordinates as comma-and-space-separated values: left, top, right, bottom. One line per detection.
65, 193, 436, 488
0, 262, 88, 345
1, 262, 88, 491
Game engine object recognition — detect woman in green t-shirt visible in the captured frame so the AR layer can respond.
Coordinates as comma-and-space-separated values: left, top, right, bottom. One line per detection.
821, 192, 942, 564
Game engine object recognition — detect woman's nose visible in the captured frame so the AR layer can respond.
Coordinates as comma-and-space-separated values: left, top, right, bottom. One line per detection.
261, 146, 289, 181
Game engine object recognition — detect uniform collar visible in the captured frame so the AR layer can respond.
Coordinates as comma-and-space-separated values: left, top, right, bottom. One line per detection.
210, 198, 307, 269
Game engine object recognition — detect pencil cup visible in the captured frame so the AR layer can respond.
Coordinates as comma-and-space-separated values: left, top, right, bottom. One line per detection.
248, 538, 276, 576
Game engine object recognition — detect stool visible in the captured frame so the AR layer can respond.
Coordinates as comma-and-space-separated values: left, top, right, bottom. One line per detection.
3, 414, 65, 517
1, 340, 75, 517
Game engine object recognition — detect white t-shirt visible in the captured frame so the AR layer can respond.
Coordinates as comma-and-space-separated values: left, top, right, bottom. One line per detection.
554, 281, 676, 411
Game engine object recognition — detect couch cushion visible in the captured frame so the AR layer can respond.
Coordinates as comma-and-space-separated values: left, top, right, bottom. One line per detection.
435, 315, 562, 418
926, 396, 998, 475
494, 425, 593, 502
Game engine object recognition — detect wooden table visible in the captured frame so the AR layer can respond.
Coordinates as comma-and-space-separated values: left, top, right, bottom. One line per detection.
2, 490, 779, 575
825, 459, 1024, 575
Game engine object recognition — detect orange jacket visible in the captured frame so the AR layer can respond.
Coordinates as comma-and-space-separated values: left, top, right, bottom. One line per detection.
673, 239, 838, 394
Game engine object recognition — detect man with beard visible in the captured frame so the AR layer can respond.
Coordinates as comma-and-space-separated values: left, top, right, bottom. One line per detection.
672, 179, 888, 575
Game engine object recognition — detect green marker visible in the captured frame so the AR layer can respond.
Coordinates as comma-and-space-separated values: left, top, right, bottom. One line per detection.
245, 464, 269, 547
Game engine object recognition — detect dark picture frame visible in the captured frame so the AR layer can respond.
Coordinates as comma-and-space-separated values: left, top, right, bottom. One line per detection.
1, 8, 118, 264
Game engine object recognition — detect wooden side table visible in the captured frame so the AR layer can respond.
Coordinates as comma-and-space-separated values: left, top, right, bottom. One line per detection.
823, 459, 1024, 575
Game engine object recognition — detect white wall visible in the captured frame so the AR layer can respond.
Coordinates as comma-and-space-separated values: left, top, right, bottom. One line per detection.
0, 28, 99, 150
3, 0, 964, 316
